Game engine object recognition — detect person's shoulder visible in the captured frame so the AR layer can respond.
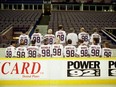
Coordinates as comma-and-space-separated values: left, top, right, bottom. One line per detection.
51, 34, 55, 36
44, 34, 48, 37
16, 46, 21, 49
55, 31, 59, 33
19, 34, 23, 37
89, 44, 94, 47
27, 45, 32, 48
102, 47, 111, 50
67, 33, 71, 36
85, 32, 89, 35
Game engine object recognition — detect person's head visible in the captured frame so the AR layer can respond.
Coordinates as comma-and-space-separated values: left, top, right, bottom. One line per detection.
10, 41, 16, 47
58, 25, 63, 30
67, 39, 72, 45
103, 41, 110, 48
80, 27, 85, 32
93, 38, 99, 45
93, 28, 98, 33
48, 29, 53, 34
78, 39, 84, 45
22, 30, 27, 34
43, 38, 48, 45
55, 37, 60, 44
69, 28, 75, 33
31, 39, 36, 46
20, 40, 25, 46
35, 29, 39, 33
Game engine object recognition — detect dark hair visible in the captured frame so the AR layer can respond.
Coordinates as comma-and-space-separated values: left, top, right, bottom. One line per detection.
58, 25, 63, 30
22, 30, 26, 34
35, 29, 39, 33
69, 28, 74, 33
31, 40, 36, 45
67, 39, 72, 44
20, 40, 25, 45
78, 39, 84, 44
93, 28, 97, 33
104, 41, 110, 48
93, 38, 99, 45
43, 38, 48, 45
10, 41, 16, 45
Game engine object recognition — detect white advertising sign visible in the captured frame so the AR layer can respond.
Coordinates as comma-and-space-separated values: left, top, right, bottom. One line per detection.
0, 59, 116, 80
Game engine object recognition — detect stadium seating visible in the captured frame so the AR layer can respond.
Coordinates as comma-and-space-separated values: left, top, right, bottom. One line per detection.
48, 11, 116, 48
49, 11, 116, 32
1, 0, 43, 3
0, 10, 42, 32
0, 10, 42, 47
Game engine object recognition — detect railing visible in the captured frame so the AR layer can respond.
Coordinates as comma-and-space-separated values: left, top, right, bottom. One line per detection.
0, 24, 13, 35
101, 28, 116, 43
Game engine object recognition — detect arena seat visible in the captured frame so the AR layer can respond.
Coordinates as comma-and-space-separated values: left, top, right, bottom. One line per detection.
48, 11, 116, 48
0, 10, 42, 32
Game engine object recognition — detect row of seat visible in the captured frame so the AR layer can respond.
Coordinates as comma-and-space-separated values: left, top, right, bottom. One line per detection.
0, 10, 42, 32
48, 11, 116, 48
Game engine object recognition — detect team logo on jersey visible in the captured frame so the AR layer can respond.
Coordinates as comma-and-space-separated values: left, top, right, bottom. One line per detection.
108, 61, 116, 76
67, 61, 100, 77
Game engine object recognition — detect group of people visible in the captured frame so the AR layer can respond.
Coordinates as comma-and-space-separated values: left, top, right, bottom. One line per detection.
5, 25, 112, 58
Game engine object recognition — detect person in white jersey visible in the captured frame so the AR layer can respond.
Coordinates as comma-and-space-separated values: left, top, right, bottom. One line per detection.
27, 40, 39, 58
51, 37, 64, 57
76, 39, 89, 57
18, 30, 30, 46
15, 40, 28, 58
78, 27, 90, 45
102, 41, 112, 57
39, 38, 52, 57
89, 38, 101, 57
64, 39, 76, 57
5, 41, 16, 58
67, 28, 78, 46
90, 28, 101, 45
44, 29, 55, 45
55, 25, 66, 45
31, 29, 43, 47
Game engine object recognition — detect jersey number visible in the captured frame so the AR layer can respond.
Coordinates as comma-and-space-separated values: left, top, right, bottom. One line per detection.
6, 51, 12, 58
28, 50, 36, 58
104, 51, 111, 57
81, 36, 88, 42
66, 50, 75, 57
53, 49, 61, 56
91, 49, 100, 56
20, 39, 28, 45
80, 50, 88, 57
42, 49, 50, 57
57, 35, 64, 41
33, 37, 40, 43
17, 51, 25, 58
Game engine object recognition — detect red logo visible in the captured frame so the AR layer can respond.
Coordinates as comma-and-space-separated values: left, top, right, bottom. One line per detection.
1, 62, 41, 75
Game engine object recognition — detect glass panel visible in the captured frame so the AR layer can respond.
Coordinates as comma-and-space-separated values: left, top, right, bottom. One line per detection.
24, 5, 28, 9
18, 5, 21, 9
53, 5, 59, 10
84, 6, 89, 10
97, 6, 102, 11
74, 5, 80, 10
67, 5, 73, 10
60, 5, 65, 10
90, 6, 95, 10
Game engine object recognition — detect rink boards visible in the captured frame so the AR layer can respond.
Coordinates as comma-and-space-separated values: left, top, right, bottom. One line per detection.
0, 57, 116, 85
